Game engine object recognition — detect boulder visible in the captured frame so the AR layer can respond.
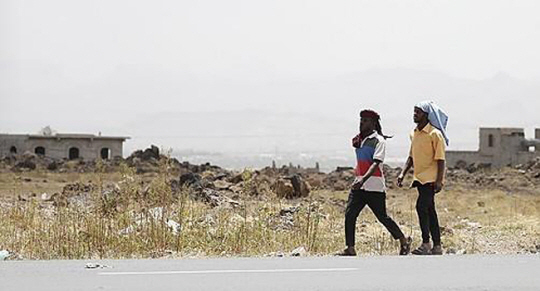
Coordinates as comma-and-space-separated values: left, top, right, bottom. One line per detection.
289, 175, 310, 198
271, 175, 310, 199
272, 178, 294, 199
12, 158, 36, 171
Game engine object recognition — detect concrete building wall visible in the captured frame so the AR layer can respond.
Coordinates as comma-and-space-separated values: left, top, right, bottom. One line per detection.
447, 127, 539, 168
479, 128, 501, 156
477, 128, 528, 167
26, 138, 124, 159
446, 151, 481, 168
536, 129, 540, 152
0, 135, 29, 156
517, 152, 537, 166
0, 134, 126, 160
499, 129, 528, 167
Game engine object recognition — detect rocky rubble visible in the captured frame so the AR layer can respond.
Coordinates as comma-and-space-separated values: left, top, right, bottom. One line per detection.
445, 157, 540, 192
3, 146, 540, 204
17, 182, 96, 208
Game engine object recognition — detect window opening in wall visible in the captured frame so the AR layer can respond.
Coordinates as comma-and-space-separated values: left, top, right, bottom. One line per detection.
488, 134, 494, 147
10, 146, 17, 154
100, 148, 110, 159
529, 146, 535, 152
35, 146, 45, 155
69, 147, 80, 160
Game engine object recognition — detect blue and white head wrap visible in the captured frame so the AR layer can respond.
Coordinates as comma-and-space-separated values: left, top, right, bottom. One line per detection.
415, 100, 449, 146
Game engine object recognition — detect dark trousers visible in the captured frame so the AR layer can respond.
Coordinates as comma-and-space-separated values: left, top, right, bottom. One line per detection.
345, 189, 404, 247
414, 182, 441, 245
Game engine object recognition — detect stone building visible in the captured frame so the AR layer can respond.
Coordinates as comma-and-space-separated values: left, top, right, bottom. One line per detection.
446, 127, 540, 168
0, 133, 129, 160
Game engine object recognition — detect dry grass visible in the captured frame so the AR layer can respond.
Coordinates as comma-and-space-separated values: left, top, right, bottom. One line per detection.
0, 167, 539, 260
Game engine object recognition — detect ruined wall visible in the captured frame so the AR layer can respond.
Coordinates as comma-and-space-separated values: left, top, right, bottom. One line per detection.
1, 135, 125, 160
479, 128, 501, 156
516, 152, 538, 166
26, 138, 124, 159
536, 129, 540, 152
446, 151, 481, 167
447, 128, 539, 168
98, 140, 124, 158
498, 131, 528, 167
477, 128, 528, 167
0, 135, 29, 156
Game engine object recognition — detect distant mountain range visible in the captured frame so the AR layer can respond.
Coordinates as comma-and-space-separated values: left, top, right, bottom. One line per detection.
2, 64, 539, 169
117, 68, 540, 168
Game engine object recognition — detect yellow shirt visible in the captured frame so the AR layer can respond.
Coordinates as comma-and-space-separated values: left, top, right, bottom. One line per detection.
409, 123, 446, 184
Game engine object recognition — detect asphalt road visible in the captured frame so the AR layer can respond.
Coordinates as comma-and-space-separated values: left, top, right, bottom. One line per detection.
1, 255, 539, 291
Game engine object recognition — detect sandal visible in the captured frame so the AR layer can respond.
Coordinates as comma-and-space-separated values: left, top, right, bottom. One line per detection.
335, 248, 357, 256
411, 243, 431, 255
399, 237, 412, 255
431, 245, 443, 255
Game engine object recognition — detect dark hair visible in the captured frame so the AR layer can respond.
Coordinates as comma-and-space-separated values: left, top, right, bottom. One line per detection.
374, 119, 393, 139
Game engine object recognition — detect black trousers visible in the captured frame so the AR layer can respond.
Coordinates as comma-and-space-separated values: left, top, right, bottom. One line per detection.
345, 189, 404, 247
414, 181, 441, 245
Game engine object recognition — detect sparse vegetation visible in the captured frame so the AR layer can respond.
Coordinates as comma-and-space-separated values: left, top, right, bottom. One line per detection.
0, 155, 539, 260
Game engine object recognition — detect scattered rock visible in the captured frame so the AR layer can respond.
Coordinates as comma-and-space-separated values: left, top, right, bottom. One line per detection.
13, 159, 36, 171
198, 188, 239, 207
279, 206, 300, 216
149, 249, 175, 258
179, 173, 203, 188
230, 173, 244, 184
440, 226, 454, 235
214, 180, 232, 190
47, 161, 58, 171
40, 192, 55, 202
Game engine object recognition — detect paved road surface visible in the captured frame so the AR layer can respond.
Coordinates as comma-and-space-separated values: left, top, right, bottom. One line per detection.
1, 255, 539, 290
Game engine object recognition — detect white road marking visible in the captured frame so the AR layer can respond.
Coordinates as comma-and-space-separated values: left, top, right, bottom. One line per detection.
99, 267, 358, 276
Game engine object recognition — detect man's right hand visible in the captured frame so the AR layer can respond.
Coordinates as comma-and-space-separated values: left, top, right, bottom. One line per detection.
397, 173, 404, 188
351, 177, 364, 190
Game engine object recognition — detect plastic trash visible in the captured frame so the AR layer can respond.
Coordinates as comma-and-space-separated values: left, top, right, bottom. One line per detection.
290, 246, 306, 257
85, 263, 112, 269
166, 219, 181, 235
0, 250, 10, 260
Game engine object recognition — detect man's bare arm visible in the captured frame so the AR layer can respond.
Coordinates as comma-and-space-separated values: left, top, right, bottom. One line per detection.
397, 156, 413, 187
352, 160, 381, 190
434, 159, 445, 193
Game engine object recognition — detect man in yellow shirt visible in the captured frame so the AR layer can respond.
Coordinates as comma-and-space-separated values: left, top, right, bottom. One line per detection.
397, 101, 449, 255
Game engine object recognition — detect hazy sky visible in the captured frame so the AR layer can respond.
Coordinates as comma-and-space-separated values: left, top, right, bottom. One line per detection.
1, 0, 539, 163
2, 0, 540, 80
